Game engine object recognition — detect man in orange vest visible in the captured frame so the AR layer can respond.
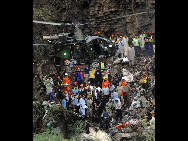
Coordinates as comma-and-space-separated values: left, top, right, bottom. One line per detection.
121, 77, 127, 86
63, 73, 70, 93
102, 77, 111, 89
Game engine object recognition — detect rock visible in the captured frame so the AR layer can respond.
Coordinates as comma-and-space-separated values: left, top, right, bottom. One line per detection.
80, 127, 112, 141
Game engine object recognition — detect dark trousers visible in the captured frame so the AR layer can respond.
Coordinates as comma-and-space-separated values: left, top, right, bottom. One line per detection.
90, 78, 94, 86
103, 118, 109, 131
134, 46, 141, 57
104, 95, 109, 103
123, 93, 131, 107
115, 109, 122, 121
145, 44, 153, 57
142, 83, 148, 91
75, 105, 80, 113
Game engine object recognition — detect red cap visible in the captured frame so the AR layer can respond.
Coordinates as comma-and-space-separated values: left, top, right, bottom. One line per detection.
111, 34, 114, 36
143, 72, 146, 75
74, 82, 77, 84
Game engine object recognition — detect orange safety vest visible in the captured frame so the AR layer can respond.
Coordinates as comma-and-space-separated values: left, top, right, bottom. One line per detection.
63, 77, 70, 86
102, 80, 111, 89
121, 80, 127, 86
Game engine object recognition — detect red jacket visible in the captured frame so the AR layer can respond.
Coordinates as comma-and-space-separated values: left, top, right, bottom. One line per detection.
74, 65, 81, 74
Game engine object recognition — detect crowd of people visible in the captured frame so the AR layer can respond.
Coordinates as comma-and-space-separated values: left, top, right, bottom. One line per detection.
40, 31, 155, 132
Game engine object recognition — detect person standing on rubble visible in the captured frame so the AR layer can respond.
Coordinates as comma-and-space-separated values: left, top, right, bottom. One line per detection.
132, 34, 141, 57
123, 34, 129, 57
102, 109, 109, 131
102, 84, 109, 103
63, 73, 70, 93
86, 97, 93, 118
80, 95, 86, 117
115, 100, 122, 122
110, 34, 116, 44
140, 31, 145, 53
122, 81, 132, 107
117, 82, 124, 105
102, 77, 110, 89
144, 33, 153, 57
141, 72, 148, 93
127, 44, 135, 67
105, 99, 115, 118
89, 67, 96, 86
84, 64, 90, 85
117, 36, 124, 58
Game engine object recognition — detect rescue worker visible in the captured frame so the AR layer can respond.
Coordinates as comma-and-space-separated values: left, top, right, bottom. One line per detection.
116, 35, 121, 44
121, 77, 127, 86
57, 76, 63, 91
132, 34, 141, 57
63, 73, 70, 93
144, 33, 153, 57
102, 77, 110, 89
141, 72, 148, 93
148, 31, 154, 47
97, 60, 105, 72
110, 34, 116, 44
86, 97, 93, 118
116, 32, 121, 44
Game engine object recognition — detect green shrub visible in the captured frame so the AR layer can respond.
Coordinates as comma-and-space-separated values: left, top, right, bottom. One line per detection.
33, 128, 63, 141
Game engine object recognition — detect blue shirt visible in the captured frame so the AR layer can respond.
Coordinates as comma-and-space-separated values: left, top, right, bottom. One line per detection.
62, 99, 67, 109
110, 85, 116, 92
72, 98, 78, 106
111, 92, 118, 104
72, 88, 79, 95
102, 87, 109, 95
103, 112, 109, 118
50, 92, 55, 102
84, 67, 90, 74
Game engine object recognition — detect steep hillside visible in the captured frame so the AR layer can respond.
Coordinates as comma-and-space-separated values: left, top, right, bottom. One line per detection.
33, 0, 155, 43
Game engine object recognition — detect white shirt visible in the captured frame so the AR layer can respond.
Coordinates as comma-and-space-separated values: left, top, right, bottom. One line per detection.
116, 101, 122, 109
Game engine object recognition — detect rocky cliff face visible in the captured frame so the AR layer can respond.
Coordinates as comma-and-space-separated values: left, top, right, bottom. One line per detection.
33, 0, 155, 43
